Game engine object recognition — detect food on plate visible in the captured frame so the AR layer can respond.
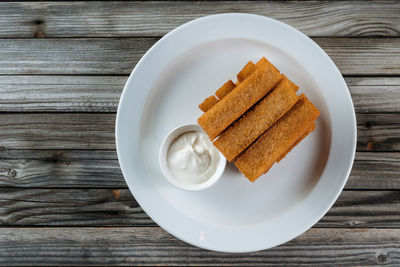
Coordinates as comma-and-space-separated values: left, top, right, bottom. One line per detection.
214, 77, 299, 161
256, 57, 279, 72
197, 57, 320, 182
237, 61, 256, 82
199, 58, 280, 112
199, 95, 219, 112
235, 95, 320, 182
198, 58, 282, 139
167, 131, 220, 185
277, 122, 316, 163
215, 80, 236, 100
282, 74, 299, 92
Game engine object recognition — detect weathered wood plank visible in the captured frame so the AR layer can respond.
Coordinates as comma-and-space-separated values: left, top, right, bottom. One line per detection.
0, 113, 115, 150
0, 189, 398, 228
0, 188, 149, 226
0, 76, 399, 113
357, 113, 400, 151
0, 150, 399, 190
0, 150, 125, 188
0, 113, 398, 151
0, 157, 123, 188
0, 38, 152, 75
346, 152, 400, 190
321, 190, 400, 228
0, 38, 398, 75
0, 149, 117, 160
0, 75, 126, 112
319, 38, 400, 75
0, 1, 399, 38
346, 77, 400, 113
0, 227, 398, 265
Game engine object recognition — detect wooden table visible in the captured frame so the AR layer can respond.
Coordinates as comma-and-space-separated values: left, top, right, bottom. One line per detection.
0, 1, 399, 265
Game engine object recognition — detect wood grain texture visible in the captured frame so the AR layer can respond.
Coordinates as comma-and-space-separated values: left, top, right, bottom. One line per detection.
346, 77, 400, 113
0, 150, 399, 190
0, 75, 127, 112
0, 150, 125, 188
321, 190, 400, 228
0, 113, 398, 151
0, 113, 115, 150
1, 76, 399, 113
0, 157, 123, 188
0, 38, 399, 75
357, 113, 400, 152
0, 1, 399, 38
0, 38, 153, 75
0, 227, 398, 266
320, 38, 400, 75
346, 152, 400, 190
0, 188, 149, 226
0, 188, 399, 227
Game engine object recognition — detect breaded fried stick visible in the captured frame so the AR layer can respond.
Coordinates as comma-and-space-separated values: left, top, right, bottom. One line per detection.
235, 95, 320, 182
214, 77, 299, 161
198, 59, 282, 139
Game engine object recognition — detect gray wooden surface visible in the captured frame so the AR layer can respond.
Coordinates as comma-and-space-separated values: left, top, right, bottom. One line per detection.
0, 1, 399, 266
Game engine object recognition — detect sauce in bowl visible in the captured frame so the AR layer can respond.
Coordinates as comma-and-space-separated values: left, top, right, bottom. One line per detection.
159, 124, 226, 191
167, 131, 220, 185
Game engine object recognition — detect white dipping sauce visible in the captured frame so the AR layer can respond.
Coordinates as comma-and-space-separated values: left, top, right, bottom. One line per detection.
167, 131, 220, 185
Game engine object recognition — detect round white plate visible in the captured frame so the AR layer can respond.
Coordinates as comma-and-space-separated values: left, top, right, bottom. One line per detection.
116, 14, 356, 253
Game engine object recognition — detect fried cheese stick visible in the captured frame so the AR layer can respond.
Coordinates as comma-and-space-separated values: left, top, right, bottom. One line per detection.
198, 60, 282, 139
235, 95, 319, 182
214, 77, 299, 161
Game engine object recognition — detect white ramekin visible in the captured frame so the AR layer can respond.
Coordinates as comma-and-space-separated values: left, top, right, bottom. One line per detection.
159, 124, 226, 191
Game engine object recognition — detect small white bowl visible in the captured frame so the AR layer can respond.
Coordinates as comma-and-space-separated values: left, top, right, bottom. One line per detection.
159, 124, 226, 191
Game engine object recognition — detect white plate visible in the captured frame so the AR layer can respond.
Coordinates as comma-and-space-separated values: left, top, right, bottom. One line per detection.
116, 14, 356, 253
